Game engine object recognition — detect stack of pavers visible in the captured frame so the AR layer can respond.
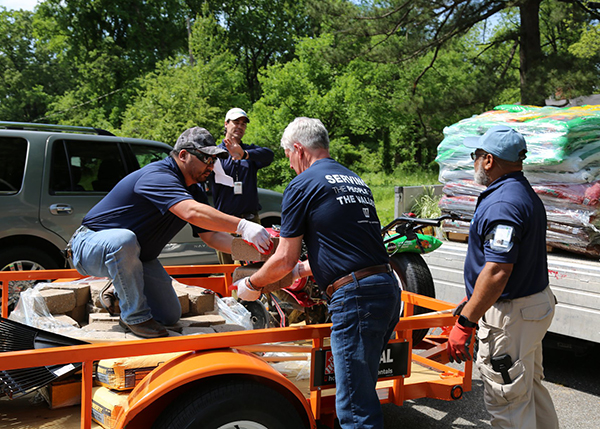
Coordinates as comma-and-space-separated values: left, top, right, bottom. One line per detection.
436, 104, 600, 257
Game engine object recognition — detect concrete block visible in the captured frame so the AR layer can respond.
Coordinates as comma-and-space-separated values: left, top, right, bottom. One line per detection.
82, 322, 126, 333
231, 237, 279, 261
40, 289, 76, 314
179, 314, 226, 327
65, 304, 88, 325
175, 288, 190, 315
46, 282, 91, 307
212, 324, 246, 333
173, 282, 214, 315
53, 314, 80, 328
181, 327, 215, 336
232, 264, 294, 294
89, 313, 120, 324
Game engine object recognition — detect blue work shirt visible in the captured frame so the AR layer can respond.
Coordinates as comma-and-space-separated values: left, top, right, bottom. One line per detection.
82, 157, 209, 261
209, 140, 274, 216
464, 171, 548, 300
280, 158, 389, 290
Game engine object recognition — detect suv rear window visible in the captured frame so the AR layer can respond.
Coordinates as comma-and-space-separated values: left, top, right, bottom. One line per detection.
0, 137, 27, 194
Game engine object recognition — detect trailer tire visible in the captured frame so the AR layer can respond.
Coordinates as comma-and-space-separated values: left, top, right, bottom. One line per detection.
152, 379, 307, 429
390, 253, 436, 345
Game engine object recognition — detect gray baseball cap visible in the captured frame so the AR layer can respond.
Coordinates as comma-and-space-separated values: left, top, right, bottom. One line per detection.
174, 127, 228, 158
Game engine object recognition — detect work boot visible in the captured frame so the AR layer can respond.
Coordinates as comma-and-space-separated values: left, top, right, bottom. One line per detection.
99, 283, 120, 316
119, 318, 168, 338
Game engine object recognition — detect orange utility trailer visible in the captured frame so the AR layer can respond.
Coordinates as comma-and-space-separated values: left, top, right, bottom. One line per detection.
0, 265, 472, 429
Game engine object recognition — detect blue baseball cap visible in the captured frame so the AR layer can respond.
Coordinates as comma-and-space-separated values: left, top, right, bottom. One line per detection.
463, 125, 527, 162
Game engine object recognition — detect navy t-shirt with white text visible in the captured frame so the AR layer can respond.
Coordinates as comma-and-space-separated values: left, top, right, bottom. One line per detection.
280, 158, 389, 290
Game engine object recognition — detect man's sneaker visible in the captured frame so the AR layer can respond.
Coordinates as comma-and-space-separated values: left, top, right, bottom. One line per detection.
119, 318, 168, 338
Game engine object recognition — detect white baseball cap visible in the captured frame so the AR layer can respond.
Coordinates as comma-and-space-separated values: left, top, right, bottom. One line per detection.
225, 108, 249, 123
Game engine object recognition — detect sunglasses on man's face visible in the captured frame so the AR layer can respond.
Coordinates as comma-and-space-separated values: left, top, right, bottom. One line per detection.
470, 150, 489, 161
188, 150, 217, 165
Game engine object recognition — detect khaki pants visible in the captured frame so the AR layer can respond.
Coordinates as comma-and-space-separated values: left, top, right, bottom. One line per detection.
476, 286, 559, 429
217, 212, 261, 265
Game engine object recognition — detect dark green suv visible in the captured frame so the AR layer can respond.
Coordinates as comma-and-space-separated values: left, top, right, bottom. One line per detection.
0, 122, 282, 275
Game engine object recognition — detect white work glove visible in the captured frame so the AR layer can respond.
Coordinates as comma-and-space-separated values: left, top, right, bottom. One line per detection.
291, 260, 311, 281
237, 219, 273, 254
232, 277, 262, 301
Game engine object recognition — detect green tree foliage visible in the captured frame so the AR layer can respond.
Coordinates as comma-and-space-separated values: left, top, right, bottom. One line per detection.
0, 8, 69, 122
120, 12, 249, 145
35, 0, 190, 127
191, 0, 317, 103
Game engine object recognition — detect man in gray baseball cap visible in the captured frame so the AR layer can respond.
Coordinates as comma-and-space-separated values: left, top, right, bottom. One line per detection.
174, 126, 229, 158
69, 126, 273, 338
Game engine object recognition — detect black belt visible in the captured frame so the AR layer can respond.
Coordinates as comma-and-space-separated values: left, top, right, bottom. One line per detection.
326, 264, 392, 298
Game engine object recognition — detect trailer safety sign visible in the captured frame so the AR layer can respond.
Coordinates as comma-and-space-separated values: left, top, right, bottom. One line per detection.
311, 341, 409, 389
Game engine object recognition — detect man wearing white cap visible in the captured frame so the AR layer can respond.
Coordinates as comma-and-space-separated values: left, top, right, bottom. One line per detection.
210, 107, 274, 264
448, 125, 558, 428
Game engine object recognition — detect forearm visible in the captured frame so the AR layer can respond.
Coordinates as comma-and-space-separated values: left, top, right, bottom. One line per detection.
462, 262, 512, 323
171, 199, 240, 233
250, 236, 302, 288
200, 231, 233, 254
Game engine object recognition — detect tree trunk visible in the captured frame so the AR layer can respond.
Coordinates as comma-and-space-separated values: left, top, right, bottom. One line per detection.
519, 0, 545, 106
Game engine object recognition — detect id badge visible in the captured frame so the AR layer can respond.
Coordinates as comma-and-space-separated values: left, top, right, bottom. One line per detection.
234, 181, 243, 195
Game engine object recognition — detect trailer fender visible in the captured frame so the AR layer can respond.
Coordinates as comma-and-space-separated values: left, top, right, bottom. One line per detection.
118, 348, 315, 428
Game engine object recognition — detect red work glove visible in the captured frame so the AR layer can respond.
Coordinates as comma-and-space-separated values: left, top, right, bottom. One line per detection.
447, 320, 474, 364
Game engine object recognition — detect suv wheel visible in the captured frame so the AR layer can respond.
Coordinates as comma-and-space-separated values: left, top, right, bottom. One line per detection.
0, 246, 58, 310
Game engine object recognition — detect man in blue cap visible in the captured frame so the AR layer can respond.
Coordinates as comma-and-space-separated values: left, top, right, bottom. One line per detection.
448, 125, 558, 428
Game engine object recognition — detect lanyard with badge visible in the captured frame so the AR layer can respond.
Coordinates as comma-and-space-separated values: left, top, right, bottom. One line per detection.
234, 160, 243, 195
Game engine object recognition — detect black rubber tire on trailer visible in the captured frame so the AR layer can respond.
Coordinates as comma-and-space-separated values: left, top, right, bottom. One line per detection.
152, 379, 308, 429
240, 300, 271, 329
389, 253, 436, 345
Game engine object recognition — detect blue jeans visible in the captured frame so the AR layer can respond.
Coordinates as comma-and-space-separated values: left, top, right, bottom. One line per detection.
328, 271, 400, 429
71, 227, 181, 325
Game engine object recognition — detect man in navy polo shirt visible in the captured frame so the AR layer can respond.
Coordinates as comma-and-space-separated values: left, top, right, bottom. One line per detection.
69, 127, 272, 339
234, 117, 400, 429
447, 125, 558, 428
209, 108, 274, 264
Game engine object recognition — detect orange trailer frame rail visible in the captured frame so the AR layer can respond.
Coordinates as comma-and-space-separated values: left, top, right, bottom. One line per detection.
0, 266, 472, 429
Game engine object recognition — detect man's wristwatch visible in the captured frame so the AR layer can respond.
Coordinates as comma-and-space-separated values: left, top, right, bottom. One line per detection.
458, 314, 477, 328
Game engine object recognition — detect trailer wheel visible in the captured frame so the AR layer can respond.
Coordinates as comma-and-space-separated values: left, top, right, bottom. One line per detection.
152, 379, 307, 429
390, 253, 436, 345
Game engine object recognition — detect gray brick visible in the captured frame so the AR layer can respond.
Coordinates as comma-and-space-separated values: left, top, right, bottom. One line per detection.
173, 282, 214, 315
46, 281, 90, 307
231, 237, 279, 261
212, 323, 246, 333
40, 289, 76, 314
179, 314, 226, 327
181, 327, 215, 335
89, 312, 120, 324
232, 263, 294, 294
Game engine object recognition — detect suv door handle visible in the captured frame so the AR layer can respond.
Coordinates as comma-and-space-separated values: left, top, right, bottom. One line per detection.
49, 204, 73, 215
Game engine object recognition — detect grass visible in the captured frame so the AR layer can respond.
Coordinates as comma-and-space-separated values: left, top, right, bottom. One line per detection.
363, 167, 440, 225
270, 166, 441, 225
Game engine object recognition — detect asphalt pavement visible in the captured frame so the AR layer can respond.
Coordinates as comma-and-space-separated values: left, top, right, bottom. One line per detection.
382, 337, 600, 428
